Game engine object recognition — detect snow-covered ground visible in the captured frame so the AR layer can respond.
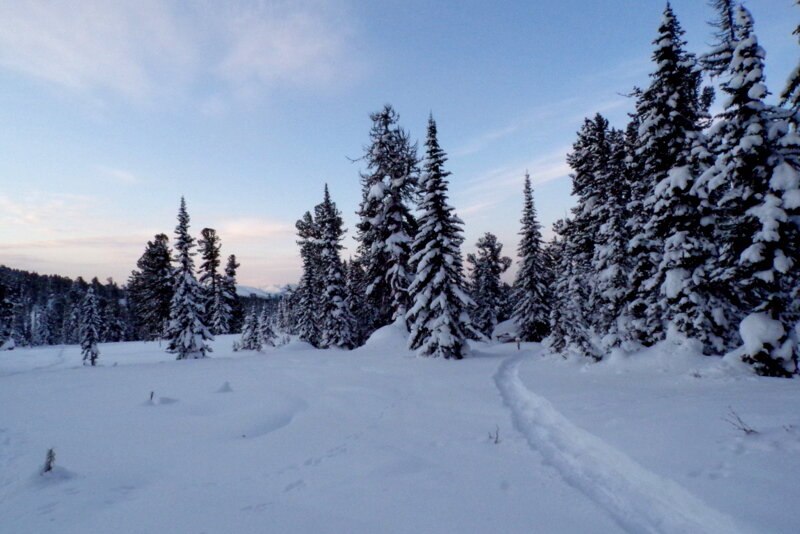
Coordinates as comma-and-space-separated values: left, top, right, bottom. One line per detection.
1, 327, 798, 533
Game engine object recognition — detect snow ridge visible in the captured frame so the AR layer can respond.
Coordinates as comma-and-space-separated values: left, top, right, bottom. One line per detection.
494, 353, 749, 534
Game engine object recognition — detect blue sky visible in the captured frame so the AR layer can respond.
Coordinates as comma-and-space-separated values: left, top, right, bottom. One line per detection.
0, 0, 796, 287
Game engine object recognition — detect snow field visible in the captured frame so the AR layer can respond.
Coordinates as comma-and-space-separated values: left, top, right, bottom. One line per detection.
0, 330, 798, 533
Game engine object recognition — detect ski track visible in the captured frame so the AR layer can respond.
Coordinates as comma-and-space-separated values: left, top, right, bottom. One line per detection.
494, 353, 749, 534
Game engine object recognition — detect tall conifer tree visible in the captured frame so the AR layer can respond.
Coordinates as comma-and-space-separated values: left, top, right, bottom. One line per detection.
356, 105, 418, 329
407, 116, 473, 359
316, 186, 358, 349
511, 174, 550, 342
467, 232, 511, 339
164, 198, 214, 360
79, 287, 101, 366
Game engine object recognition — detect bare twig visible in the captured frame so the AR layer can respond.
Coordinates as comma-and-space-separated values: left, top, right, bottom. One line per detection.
724, 407, 758, 435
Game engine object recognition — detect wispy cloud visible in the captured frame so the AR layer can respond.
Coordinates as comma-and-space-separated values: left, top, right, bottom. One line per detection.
218, 216, 295, 243
0, 0, 359, 104
96, 165, 139, 185
0, 191, 97, 231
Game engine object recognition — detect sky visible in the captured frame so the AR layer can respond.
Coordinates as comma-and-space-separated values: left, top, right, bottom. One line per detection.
0, 0, 797, 288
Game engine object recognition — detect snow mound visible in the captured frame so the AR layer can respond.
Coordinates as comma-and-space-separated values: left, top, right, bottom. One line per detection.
216, 381, 233, 393
360, 319, 411, 354
739, 313, 785, 355
492, 319, 518, 342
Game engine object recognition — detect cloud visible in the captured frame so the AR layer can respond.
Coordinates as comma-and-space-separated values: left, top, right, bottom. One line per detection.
0, 191, 97, 232
217, 216, 295, 243
0, 0, 358, 104
96, 165, 139, 185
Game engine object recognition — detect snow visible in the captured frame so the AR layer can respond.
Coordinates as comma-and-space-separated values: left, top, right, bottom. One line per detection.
1, 335, 799, 533
739, 313, 785, 356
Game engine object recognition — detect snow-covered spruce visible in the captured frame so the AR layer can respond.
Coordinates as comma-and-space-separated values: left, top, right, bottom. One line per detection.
640, 5, 726, 355
622, 6, 709, 351
0, 281, 14, 350
79, 287, 101, 366
127, 234, 174, 340
779, 8, 800, 114
355, 105, 418, 330
239, 308, 262, 351
406, 116, 473, 359
164, 198, 214, 360
197, 227, 225, 335
315, 186, 358, 350
257, 309, 276, 349
511, 173, 550, 342
697, 6, 800, 376
295, 211, 323, 347
700, 0, 740, 78
467, 232, 511, 339
219, 255, 240, 334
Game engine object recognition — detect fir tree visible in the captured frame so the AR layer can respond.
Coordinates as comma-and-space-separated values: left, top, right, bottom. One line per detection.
198, 228, 224, 334
511, 173, 551, 342
79, 287, 101, 366
406, 116, 473, 359
635, 5, 727, 353
590, 128, 631, 350
164, 198, 214, 360
356, 105, 418, 329
699, 6, 800, 376
0, 281, 15, 350
779, 2, 800, 114
344, 257, 370, 345
560, 114, 613, 359
701, 0, 740, 77
316, 186, 358, 349
258, 308, 276, 348
239, 308, 262, 351
622, 6, 705, 350
467, 233, 511, 339
219, 255, 240, 334
295, 211, 322, 346
128, 234, 173, 339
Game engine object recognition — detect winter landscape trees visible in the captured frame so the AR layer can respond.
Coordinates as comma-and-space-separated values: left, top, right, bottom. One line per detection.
0, 2, 798, 378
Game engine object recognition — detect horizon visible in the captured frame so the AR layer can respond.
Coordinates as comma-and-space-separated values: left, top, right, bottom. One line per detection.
1, 0, 797, 288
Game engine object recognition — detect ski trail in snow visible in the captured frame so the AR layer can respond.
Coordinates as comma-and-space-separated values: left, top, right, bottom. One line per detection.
494, 354, 749, 534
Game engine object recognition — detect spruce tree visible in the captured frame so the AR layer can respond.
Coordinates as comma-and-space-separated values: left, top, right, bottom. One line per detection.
239, 308, 262, 351
699, 6, 800, 376
634, 5, 727, 353
219, 255, 240, 334
295, 211, 322, 346
559, 115, 613, 359
79, 287, 101, 366
258, 308, 276, 348
511, 173, 551, 342
0, 281, 15, 350
198, 228, 224, 334
128, 234, 173, 339
356, 105, 418, 329
344, 257, 370, 345
164, 198, 214, 360
701, 0, 740, 77
467, 233, 511, 339
406, 116, 473, 359
316, 186, 358, 349
590, 128, 631, 350
622, 6, 706, 350
779, 2, 800, 114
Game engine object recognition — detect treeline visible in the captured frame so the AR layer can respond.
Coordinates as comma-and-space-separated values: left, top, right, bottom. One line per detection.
0, 267, 133, 348
0, 202, 261, 351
